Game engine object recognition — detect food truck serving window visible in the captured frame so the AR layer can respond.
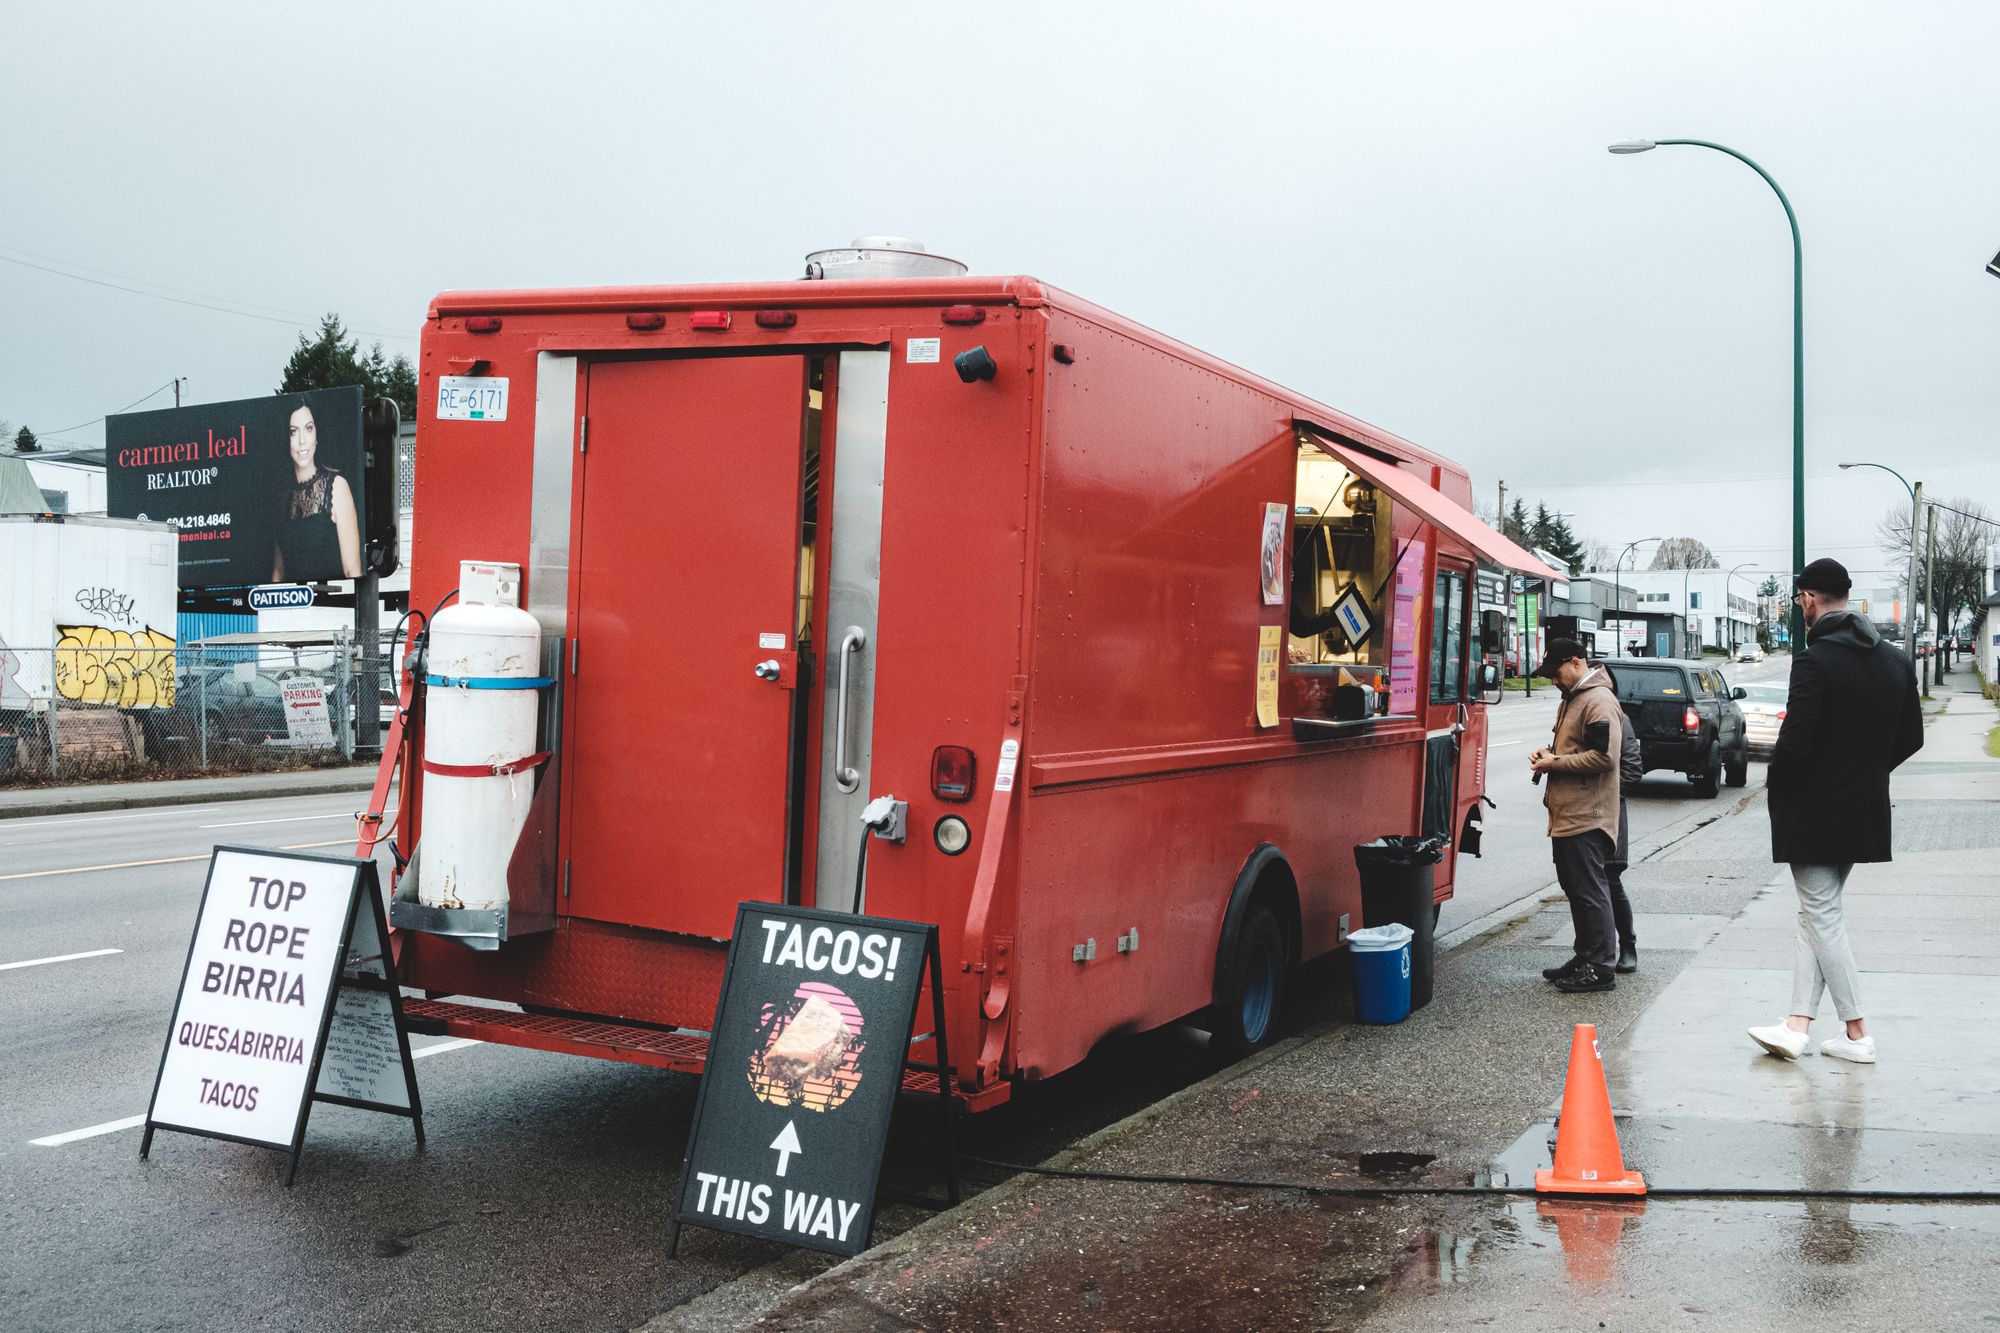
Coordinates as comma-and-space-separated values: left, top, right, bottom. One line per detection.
1285, 442, 1422, 721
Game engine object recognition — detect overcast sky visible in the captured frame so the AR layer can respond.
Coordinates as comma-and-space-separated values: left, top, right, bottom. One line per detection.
5, 2, 1997, 589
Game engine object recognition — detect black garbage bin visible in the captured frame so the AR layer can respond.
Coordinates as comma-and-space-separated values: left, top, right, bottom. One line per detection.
1354, 834, 1447, 1010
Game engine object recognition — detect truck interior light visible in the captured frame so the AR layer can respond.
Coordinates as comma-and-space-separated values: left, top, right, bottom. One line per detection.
953, 345, 997, 383
689, 310, 732, 331
941, 304, 985, 325
465, 316, 503, 334
931, 745, 976, 801
1683, 706, 1700, 732
626, 312, 667, 331
934, 816, 972, 856
754, 309, 798, 329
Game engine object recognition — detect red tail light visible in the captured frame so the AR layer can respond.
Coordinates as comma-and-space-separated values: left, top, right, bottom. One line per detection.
1683, 707, 1700, 732
931, 745, 976, 802
688, 310, 731, 331
625, 312, 666, 331
465, 316, 502, 334
1777, 707, 1787, 720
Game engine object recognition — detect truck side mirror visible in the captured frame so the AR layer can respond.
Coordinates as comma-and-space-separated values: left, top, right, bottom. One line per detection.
1480, 662, 1501, 690
1731, 686, 1746, 700
1480, 608, 1506, 645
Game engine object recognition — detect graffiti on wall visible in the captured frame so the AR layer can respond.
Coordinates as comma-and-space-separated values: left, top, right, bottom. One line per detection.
0, 634, 29, 710
74, 586, 140, 626
53, 624, 178, 709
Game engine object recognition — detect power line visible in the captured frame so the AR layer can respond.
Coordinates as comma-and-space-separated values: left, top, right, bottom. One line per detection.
38, 380, 180, 436
1509, 459, 1998, 489
0, 249, 416, 344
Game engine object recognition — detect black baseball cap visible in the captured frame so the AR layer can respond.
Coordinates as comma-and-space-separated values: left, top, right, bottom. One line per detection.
1533, 637, 1588, 678
1795, 558, 1851, 596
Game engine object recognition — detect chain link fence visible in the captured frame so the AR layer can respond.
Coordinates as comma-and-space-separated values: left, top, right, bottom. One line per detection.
0, 638, 391, 784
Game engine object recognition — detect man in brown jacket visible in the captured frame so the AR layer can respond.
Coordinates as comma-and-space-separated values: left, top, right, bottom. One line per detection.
1530, 638, 1625, 993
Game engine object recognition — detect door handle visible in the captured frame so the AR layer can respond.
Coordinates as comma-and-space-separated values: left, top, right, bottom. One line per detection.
833, 626, 867, 792
754, 659, 781, 681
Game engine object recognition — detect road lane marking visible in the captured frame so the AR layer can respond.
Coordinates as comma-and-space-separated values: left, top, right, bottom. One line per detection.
200, 812, 374, 829
31, 1114, 147, 1147
30, 1039, 479, 1146
0, 948, 123, 972
0, 838, 360, 882
413, 1038, 482, 1059
1490, 740, 1525, 748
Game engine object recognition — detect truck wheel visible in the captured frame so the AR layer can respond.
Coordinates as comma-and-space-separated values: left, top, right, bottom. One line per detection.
1692, 759, 1721, 798
1214, 904, 1287, 1060
1725, 754, 1748, 788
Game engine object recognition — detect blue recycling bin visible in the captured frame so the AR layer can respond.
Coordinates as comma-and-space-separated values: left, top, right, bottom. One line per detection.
1349, 924, 1414, 1024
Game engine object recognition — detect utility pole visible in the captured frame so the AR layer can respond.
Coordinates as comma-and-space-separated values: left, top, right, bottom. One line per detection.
1904, 481, 1924, 669
1924, 505, 1938, 695
1497, 480, 1506, 531
173, 377, 184, 408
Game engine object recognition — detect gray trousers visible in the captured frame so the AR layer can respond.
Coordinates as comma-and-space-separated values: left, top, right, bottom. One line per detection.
1553, 830, 1618, 967
1789, 863, 1864, 1022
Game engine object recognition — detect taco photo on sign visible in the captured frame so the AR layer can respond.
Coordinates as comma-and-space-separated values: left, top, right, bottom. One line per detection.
747, 982, 865, 1112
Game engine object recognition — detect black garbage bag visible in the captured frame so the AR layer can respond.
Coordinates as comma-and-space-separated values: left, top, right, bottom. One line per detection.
1353, 834, 1447, 1010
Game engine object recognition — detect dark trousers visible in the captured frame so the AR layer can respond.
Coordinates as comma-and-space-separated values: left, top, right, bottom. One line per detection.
1552, 829, 1618, 967
1608, 796, 1635, 949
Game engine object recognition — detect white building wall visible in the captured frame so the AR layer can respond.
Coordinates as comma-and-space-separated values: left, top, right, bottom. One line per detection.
1619, 569, 1760, 651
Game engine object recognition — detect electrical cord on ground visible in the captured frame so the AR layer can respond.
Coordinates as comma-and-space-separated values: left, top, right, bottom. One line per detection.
937, 1151, 2000, 1203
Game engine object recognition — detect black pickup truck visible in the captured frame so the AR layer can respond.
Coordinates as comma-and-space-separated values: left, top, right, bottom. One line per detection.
1602, 658, 1749, 798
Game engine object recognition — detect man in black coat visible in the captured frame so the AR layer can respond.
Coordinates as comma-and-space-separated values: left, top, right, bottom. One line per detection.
1749, 558, 1923, 1065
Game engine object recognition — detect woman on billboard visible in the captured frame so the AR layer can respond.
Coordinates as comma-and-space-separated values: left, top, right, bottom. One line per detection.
271, 403, 362, 581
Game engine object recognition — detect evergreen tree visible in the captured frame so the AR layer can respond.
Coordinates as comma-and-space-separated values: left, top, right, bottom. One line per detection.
1540, 511, 1587, 572
279, 314, 418, 420
11, 426, 37, 454
1504, 497, 1532, 545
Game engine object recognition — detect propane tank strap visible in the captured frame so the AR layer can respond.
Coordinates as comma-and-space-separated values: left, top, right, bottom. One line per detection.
423, 674, 556, 690
422, 751, 552, 779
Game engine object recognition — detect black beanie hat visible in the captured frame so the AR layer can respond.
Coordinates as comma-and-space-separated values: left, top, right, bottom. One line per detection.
1795, 558, 1851, 595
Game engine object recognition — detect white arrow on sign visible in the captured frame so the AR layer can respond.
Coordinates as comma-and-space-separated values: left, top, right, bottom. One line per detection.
770, 1121, 803, 1177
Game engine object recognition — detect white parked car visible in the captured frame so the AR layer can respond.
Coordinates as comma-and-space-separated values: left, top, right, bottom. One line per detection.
1734, 642, 1765, 663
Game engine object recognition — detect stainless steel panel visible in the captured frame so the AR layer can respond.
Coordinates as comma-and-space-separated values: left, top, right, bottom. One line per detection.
813, 350, 888, 913
528, 353, 578, 638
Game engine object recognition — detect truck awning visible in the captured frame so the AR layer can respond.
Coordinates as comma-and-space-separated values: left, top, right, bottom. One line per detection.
1303, 430, 1563, 582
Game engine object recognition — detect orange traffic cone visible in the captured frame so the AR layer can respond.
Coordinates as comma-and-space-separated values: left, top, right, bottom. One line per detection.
1535, 1023, 1646, 1196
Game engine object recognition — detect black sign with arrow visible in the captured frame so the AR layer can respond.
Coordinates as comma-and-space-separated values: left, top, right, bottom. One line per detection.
669, 904, 940, 1257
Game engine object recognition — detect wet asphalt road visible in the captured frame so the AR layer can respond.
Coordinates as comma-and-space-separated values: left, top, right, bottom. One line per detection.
0, 656, 1801, 1332
0, 791, 1228, 1333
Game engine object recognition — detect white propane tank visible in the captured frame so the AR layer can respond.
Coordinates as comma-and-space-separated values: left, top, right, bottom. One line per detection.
421, 600, 543, 911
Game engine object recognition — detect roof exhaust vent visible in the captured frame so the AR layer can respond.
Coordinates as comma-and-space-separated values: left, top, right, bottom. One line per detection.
804, 236, 967, 281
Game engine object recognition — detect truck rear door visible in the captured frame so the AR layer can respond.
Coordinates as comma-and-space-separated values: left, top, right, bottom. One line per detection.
561, 356, 809, 938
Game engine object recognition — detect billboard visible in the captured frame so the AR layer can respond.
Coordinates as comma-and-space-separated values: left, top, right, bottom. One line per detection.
107, 387, 364, 589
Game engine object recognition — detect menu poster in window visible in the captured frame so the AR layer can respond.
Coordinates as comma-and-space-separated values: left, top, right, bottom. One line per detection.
1256, 624, 1282, 727
1389, 540, 1428, 714
1259, 502, 1287, 605
141, 847, 422, 1185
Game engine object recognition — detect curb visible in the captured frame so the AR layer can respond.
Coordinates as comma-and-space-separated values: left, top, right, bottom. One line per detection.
656, 781, 1777, 1329
0, 769, 377, 820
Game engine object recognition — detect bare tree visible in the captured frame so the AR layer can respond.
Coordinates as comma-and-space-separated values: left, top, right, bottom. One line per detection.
1875, 496, 1998, 634
1648, 537, 1720, 570
1579, 537, 1616, 574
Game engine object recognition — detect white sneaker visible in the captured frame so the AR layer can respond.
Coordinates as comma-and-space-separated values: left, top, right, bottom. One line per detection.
1747, 1022, 1810, 1060
1819, 1034, 1877, 1064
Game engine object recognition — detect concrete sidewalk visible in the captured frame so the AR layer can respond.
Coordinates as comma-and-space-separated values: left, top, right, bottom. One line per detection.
0, 763, 379, 819
655, 669, 2000, 1330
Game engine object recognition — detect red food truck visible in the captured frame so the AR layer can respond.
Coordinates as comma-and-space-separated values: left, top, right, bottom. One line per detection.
365, 241, 1554, 1109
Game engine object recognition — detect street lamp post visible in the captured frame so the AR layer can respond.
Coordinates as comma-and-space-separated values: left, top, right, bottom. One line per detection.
1614, 537, 1661, 658
1838, 461, 1923, 672
1728, 556, 1760, 648
1610, 138, 1805, 647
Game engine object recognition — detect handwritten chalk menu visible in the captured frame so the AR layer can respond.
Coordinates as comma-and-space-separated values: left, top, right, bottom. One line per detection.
671, 905, 936, 1257
142, 846, 423, 1184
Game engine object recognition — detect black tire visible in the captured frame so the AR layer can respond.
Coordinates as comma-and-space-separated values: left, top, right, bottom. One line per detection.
1691, 758, 1721, 798
1214, 904, 1287, 1060
1725, 753, 1748, 788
